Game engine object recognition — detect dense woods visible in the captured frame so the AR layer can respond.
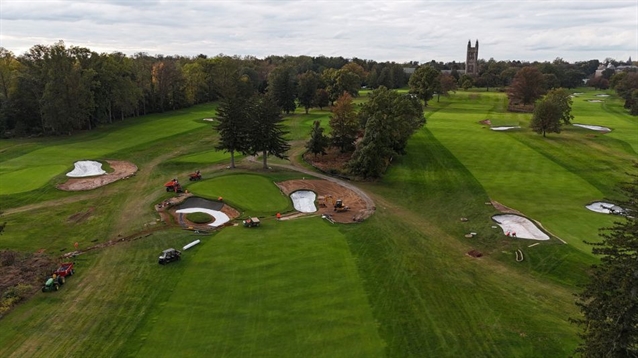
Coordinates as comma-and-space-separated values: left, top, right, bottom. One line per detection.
0, 41, 636, 139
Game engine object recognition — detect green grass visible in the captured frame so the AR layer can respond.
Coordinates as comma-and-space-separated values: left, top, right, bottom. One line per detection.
188, 173, 292, 215
131, 219, 384, 357
0, 87, 635, 357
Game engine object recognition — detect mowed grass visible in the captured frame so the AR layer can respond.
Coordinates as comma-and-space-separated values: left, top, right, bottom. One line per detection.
189, 174, 292, 215
170, 149, 236, 164
131, 219, 384, 357
425, 89, 636, 254
0, 103, 217, 195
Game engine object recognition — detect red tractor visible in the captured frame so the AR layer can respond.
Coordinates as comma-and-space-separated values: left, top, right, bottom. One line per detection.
164, 179, 183, 193
188, 170, 202, 181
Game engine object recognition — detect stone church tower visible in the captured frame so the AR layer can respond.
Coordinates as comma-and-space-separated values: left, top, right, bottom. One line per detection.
466, 40, 479, 76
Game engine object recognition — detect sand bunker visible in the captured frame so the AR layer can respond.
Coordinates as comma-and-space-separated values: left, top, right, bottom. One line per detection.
586, 201, 625, 214
573, 92, 584, 96
573, 124, 611, 132
176, 208, 230, 227
176, 196, 230, 227
290, 190, 317, 213
595, 94, 610, 97
66, 160, 106, 177
203, 118, 215, 122
491, 126, 521, 131
587, 100, 604, 103
492, 214, 550, 240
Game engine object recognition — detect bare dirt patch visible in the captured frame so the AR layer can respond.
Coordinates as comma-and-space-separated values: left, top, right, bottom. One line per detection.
67, 207, 95, 223
276, 179, 368, 223
303, 147, 352, 175
57, 160, 138, 191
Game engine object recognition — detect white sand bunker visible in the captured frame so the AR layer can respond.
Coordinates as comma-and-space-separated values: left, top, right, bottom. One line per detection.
595, 94, 610, 97
176, 207, 230, 227
491, 126, 521, 131
586, 202, 625, 215
66, 160, 107, 177
573, 124, 611, 132
572, 92, 584, 96
492, 214, 550, 240
587, 100, 604, 103
203, 118, 215, 122
290, 190, 317, 213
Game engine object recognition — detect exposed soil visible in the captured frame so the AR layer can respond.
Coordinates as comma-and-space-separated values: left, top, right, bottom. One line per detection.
303, 147, 353, 175
57, 160, 138, 191
0, 250, 57, 315
276, 179, 368, 223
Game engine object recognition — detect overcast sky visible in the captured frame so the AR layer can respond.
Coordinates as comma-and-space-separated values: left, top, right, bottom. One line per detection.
1, 0, 636, 63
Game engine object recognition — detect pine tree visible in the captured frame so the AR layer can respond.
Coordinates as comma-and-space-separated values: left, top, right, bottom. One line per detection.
215, 96, 249, 168
573, 175, 638, 357
247, 94, 291, 169
305, 120, 329, 157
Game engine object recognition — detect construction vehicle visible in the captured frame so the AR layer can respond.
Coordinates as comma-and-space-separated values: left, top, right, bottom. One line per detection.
42, 274, 65, 292
158, 248, 181, 265
243, 217, 261, 227
164, 178, 183, 193
188, 170, 202, 181
334, 199, 349, 212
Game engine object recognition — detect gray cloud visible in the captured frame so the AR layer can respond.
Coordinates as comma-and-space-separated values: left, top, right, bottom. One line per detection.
1, 0, 636, 63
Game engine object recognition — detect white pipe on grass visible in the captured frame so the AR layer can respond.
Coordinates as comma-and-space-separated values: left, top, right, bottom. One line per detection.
183, 240, 201, 250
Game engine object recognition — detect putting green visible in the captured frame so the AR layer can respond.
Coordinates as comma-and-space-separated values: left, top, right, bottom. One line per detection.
188, 174, 291, 214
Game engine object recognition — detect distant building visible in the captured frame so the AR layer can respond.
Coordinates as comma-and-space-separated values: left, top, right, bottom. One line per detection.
403, 40, 479, 76
466, 40, 479, 76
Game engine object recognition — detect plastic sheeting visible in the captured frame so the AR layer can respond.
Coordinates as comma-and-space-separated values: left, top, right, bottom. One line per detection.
66, 160, 107, 177
492, 214, 550, 240
290, 190, 317, 213
176, 207, 230, 227
586, 201, 624, 214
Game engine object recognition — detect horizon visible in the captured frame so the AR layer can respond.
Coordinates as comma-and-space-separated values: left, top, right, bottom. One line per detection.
1, 0, 636, 64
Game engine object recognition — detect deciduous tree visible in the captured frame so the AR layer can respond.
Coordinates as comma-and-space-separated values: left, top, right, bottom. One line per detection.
509, 66, 546, 105
408, 65, 440, 106
268, 65, 296, 114
329, 92, 359, 152
297, 70, 319, 114
530, 98, 562, 137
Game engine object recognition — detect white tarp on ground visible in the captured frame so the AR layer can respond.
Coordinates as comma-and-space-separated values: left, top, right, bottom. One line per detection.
66, 160, 107, 177
586, 202, 625, 214
176, 207, 230, 227
290, 190, 317, 213
573, 124, 611, 132
492, 214, 550, 240
491, 126, 521, 131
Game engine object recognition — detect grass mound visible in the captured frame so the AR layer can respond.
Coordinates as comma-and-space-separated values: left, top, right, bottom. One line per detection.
185, 212, 212, 224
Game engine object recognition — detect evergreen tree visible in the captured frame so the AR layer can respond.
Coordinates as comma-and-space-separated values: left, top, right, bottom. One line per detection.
247, 94, 291, 169
573, 175, 638, 357
267, 65, 296, 114
305, 120, 329, 157
215, 95, 250, 168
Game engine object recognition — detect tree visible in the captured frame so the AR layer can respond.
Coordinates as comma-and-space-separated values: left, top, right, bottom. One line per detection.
297, 70, 319, 114
329, 92, 359, 152
305, 120, 329, 157
573, 176, 638, 357
268, 65, 296, 114
314, 88, 329, 110
347, 87, 424, 178
247, 94, 291, 169
408, 65, 440, 106
438, 74, 458, 101
530, 99, 562, 137
545, 88, 574, 125
588, 76, 610, 90
215, 95, 250, 168
509, 66, 546, 105
612, 72, 638, 112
